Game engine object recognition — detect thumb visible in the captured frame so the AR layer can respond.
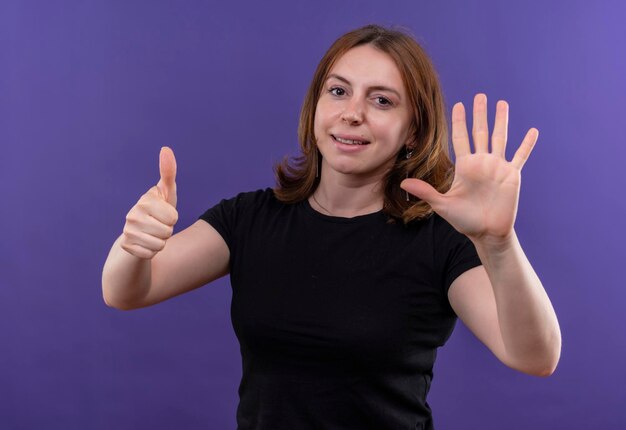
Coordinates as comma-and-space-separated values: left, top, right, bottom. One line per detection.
156, 146, 177, 207
400, 178, 443, 208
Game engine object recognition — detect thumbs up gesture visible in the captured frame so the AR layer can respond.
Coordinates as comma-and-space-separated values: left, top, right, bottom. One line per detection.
121, 147, 179, 259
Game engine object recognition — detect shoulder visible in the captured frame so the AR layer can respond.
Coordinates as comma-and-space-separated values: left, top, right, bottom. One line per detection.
211, 188, 278, 211
429, 212, 456, 232
209, 187, 294, 225
403, 212, 456, 237
227, 187, 275, 202
407, 213, 478, 268
199, 188, 283, 245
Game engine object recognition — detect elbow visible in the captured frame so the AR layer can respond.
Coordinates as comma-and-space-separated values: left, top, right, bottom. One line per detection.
510, 358, 559, 377
512, 348, 561, 377
539, 348, 561, 377
102, 290, 139, 311
102, 289, 114, 308
103, 298, 138, 311
531, 360, 559, 377
510, 329, 562, 377
538, 368, 556, 377
102, 293, 121, 310
102, 277, 142, 311
102, 286, 119, 309
537, 334, 562, 377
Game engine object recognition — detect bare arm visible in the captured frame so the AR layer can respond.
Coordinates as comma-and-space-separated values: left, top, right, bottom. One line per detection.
102, 234, 151, 309
401, 94, 561, 376
448, 234, 561, 376
102, 220, 229, 310
102, 146, 229, 310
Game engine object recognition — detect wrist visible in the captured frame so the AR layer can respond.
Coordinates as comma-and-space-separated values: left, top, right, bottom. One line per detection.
470, 230, 519, 256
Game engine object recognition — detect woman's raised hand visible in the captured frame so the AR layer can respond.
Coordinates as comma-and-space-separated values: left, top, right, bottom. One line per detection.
120, 147, 179, 259
401, 94, 538, 243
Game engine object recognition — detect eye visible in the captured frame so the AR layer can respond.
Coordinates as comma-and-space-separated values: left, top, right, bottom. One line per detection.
375, 96, 393, 107
329, 87, 346, 96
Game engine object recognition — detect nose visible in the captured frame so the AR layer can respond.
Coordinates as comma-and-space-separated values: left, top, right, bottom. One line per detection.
341, 98, 364, 125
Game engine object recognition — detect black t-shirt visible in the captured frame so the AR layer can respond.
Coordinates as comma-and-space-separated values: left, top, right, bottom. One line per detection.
199, 188, 482, 430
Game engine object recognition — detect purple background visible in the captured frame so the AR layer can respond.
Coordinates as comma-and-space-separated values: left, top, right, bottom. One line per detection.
1, 1, 625, 428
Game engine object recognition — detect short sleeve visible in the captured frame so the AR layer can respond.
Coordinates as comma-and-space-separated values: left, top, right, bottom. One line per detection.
198, 195, 240, 252
198, 189, 273, 253
433, 215, 483, 294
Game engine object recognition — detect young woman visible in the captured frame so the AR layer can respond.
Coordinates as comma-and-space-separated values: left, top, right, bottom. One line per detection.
102, 25, 561, 430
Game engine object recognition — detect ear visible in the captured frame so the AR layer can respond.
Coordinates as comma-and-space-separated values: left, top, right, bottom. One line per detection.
405, 134, 417, 150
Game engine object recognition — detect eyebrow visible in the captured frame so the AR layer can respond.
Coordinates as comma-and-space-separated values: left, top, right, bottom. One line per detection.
326, 73, 402, 100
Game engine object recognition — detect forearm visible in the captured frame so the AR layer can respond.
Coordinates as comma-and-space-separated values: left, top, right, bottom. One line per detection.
473, 232, 561, 375
102, 234, 152, 310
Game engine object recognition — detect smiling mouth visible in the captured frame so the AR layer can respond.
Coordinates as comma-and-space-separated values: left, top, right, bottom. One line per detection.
332, 135, 371, 145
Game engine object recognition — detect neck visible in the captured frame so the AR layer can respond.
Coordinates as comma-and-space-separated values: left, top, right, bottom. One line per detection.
310, 169, 385, 218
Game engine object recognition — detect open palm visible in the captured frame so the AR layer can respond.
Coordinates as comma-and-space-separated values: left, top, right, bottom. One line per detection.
401, 94, 538, 241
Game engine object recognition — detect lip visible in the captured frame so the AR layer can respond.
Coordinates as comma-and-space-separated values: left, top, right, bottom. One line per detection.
332, 133, 371, 144
331, 134, 371, 152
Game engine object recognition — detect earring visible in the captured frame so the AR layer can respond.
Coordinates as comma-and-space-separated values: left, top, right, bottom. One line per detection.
315, 150, 320, 178
405, 147, 413, 201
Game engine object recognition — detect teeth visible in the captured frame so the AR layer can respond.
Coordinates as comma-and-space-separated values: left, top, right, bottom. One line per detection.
335, 136, 365, 145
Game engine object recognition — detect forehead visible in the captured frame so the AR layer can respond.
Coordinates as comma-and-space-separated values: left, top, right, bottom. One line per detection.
327, 44, 405, 91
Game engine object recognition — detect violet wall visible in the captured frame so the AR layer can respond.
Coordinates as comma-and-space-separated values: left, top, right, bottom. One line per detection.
1, 0, 624, 428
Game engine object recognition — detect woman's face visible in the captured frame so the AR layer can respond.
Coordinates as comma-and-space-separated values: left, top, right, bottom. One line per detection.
314, 44, 412, 183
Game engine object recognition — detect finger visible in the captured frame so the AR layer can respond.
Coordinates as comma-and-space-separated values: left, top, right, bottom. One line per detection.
159, 146, 177, 185
491, 100, 509, 157
400, 178, 444, 210
146, 218, 174, 239
122, 229, 167, 253
121, 242, 157, 260
472, 93, 489, 153
149, 203, 179, 227
133, 214, 174, 239
512, 128, 539, 170
451, 102, 471, 158
157, 146, 178, 207
142, 187, 179, 225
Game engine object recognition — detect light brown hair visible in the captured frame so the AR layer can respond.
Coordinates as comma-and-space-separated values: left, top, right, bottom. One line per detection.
274, 24, 453, 223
